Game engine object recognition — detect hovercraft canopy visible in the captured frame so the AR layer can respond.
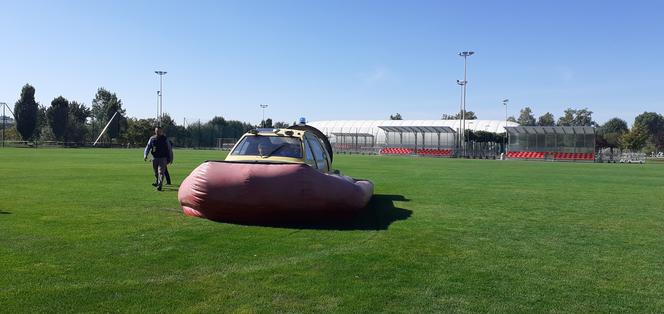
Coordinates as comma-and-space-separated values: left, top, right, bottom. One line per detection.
225, 124, 333, 172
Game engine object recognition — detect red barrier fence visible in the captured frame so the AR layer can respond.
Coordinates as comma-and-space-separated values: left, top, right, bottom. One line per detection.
507, 151, 594, 161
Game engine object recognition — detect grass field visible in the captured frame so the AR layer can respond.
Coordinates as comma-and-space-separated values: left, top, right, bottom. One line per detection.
1, 148, 664, 312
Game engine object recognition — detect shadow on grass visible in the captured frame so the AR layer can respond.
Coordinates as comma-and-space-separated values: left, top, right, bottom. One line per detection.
0, 210, 11, 215
161, 184, 180, 192
221, 194, 412, 231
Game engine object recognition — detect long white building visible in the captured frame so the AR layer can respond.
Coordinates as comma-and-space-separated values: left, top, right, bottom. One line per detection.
309, 119, 518, 147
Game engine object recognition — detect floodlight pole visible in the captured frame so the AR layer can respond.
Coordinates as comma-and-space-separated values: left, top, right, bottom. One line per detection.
503, 99, 509, 153
456, 80, 465, 155
1, 102, 6, 148
155, 70, 167, 126
260, 104, 268, 127
156, 91, 161, 122
503, 99, 509, 126
458, 51, 474, 157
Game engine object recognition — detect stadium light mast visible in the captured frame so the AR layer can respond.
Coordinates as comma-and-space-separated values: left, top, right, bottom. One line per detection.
156, 91, 161, 123
502, 99, 509, 127
503, 99, 509, 153
458, 51, 474, 157
456, 79, 466, 154
154, 70, 167, 126
260, 104, 268, 127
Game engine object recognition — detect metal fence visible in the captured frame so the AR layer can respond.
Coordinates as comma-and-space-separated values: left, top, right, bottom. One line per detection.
506, 126, 595, 153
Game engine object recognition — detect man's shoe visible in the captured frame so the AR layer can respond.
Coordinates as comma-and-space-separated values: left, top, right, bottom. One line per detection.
157, 185, 163, 191
152, 182, 158, 187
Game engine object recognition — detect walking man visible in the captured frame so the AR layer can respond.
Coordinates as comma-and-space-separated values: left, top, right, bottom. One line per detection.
163, 139, 174, 185
144, 126, 173, 191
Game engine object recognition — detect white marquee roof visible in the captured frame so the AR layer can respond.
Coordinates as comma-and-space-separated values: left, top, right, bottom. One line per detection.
309, 120, 518, 134
378, 125, 456, 134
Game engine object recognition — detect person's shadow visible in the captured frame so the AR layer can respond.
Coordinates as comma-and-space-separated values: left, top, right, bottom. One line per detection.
162, 184, 181, 192
221, 194, 412, 231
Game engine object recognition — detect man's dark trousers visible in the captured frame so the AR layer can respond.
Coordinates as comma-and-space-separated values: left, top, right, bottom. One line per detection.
152, 157, 168, 189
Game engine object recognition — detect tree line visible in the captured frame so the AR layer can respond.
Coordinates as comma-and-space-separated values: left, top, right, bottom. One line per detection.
4, 84, 287, 147
5, 83, 662, 152
512, 107, 595, 127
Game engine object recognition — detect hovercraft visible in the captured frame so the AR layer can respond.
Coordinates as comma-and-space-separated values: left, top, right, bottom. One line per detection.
178, 123, 374, 222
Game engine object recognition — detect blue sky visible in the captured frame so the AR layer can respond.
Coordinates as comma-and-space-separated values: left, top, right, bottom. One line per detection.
1, 0, 662, 125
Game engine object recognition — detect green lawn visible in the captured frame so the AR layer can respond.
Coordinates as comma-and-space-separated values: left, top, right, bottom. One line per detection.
1, 148, 664, 313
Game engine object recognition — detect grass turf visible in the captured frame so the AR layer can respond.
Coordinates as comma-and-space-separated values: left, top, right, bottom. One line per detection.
1, 148, 663, 312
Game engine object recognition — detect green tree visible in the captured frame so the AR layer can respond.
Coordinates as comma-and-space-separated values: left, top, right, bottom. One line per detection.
633, 112, 664, 139
123, 118, 156, 146
517, 107, 536, 126
557, 108, 575, 126
35, 105, 48, 140
66, 101, 91, 143
632, 112, 664, 151
185, 116, 254, 147
597, 118, 628, 149
557, 108, 595, 126
537, 112, 555, 126
473, 131, 497, 142
507, 116, 517, 123
261, 118, 273, 128
13, 84, 40, 140
654, 131, 664, 150
390, 113, 402, 120
161, 114, 177, 139
173, 125, 190, 147
188, 120, 204, 147
91, 88, 126, 139
443, 111, 477, 120
46, 96, 70, 141
619, 126, 649, 151
573, 108, 596, 126
461, 111, 477, 120
274, 121, 290, 128
600, 118, 629, 134
1, 125, 20, 141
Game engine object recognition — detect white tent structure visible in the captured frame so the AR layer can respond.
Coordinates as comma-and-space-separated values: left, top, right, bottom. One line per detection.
309, 120, 518, 148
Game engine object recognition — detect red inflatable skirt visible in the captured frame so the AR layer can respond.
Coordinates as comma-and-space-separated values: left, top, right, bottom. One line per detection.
178, 161, 374, 222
